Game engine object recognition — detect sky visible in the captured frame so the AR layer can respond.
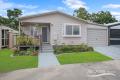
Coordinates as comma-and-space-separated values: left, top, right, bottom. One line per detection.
0, 0, 120, 20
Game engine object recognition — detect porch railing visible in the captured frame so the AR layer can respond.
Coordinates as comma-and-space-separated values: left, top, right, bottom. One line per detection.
16, 35, 42, 51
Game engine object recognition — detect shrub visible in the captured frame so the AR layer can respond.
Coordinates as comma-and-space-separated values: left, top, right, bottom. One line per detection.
31, 51, 39, 56
13, 49, 20, 56
16, 35, 40, 46
13, 48, 38, 56
53, 43, 94, 54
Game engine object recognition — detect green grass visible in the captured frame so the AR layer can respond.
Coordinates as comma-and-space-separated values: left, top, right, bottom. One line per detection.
57, 52, 112, 64
0, 49, 38, 73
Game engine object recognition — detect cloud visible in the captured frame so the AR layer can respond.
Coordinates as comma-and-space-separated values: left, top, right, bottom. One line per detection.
63, 0, 88, 9
0, 0, 38, 10
111, 11, 120, 16
0, 0, 39, 17
0, 9, 7, 17
22, 10, 53, 16
111, 11, 120, 20
103, 4, 120, 9
0, 0, 13, 9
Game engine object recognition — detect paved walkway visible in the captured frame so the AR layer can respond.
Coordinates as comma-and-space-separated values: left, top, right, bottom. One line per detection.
38, 52, 60, 67
94, 45, 120, 59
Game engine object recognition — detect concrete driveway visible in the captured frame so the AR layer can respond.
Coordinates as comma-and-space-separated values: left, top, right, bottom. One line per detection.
1, 60, 120, 80
94, 45, 120, 59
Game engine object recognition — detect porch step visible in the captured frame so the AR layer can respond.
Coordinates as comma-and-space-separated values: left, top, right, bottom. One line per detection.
40, 44, 54, 53
42, 49, 54, 53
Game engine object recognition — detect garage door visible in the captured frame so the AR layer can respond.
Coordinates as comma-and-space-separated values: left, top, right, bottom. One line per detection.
87, 29, 108, 46
110, 29, 120, 45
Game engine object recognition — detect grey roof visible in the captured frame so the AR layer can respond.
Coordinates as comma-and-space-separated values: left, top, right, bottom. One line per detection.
19, 11, 106, 27
0, 25, 19, 34
105, 22, 120, 27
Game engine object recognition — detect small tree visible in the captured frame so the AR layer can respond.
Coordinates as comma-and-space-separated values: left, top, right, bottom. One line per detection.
73, 8, 118, 24
90, 11, 118, 24
73, 8, 91, 20
7, 8, 22, 30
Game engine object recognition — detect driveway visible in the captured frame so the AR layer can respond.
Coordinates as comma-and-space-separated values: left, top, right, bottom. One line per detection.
94, 45, 120, 59
1, 60, 120, 80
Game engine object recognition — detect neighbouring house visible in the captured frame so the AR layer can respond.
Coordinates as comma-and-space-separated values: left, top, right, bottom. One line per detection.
0, 25, 19, 49
19, 11, 108, 46
106, 22, 120, 45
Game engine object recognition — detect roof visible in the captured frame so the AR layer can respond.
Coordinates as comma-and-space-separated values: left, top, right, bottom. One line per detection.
105, 22, 120, 27
19, 11, 106, 27
0, 25, 19, 34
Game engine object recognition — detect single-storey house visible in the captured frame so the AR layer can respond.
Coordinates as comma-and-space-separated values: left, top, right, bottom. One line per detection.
0, 25, 19, 49
19, 11, 108, 46
106, 22, 120, 45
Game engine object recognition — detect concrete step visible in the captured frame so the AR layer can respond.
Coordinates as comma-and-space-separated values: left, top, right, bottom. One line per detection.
42, 48, 53, 50
42, 49, 53, 51
40, 47, 53, 49
40, 44, 54, 53
41, 50, 54, 53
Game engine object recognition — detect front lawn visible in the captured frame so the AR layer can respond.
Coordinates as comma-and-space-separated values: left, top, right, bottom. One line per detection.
57, 52, 112, 64
0, 49, 38, 73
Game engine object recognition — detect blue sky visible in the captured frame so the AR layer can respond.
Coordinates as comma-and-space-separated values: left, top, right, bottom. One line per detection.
0, 0, 120, 20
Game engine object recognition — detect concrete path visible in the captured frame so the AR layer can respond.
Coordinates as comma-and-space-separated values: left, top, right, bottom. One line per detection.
38, 52, 60, 67
1, 60, 120, 80
94, 45, 120, 59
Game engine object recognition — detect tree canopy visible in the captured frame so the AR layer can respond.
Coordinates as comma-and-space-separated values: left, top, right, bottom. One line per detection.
0, 8, 22, 30
74, 8, 118, 24
73, 8, 90, 20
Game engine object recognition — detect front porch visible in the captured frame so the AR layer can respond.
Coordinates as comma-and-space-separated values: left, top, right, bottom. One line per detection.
20, 22, 51, 44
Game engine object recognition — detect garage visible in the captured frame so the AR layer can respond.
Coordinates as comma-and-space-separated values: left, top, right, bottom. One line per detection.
110, 29, 120, 45
106, 22, 120, 45
87, 29, 108, 46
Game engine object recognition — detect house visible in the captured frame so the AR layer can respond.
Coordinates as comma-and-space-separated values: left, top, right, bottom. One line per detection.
0, 25, 19, 49
106, 22, 120, 45
19, 11, 108, 46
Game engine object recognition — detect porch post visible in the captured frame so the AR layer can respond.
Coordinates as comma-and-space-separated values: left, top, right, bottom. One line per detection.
8, 31, 13, 48
108, 26, 111, 46
0, 26, 1, 49
19, 21, 21, 35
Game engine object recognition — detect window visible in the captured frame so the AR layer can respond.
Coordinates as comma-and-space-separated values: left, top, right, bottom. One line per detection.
64, 24, 81, 36
31, 27, 38, 37
2, 29, 9, 48
66, 25, 72, 35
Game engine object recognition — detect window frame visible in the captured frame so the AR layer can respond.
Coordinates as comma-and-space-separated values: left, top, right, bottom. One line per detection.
63, 23, 81, 37
2, 29, 9, 47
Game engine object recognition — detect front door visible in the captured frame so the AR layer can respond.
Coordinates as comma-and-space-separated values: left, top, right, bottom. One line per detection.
42, 27, 48, 43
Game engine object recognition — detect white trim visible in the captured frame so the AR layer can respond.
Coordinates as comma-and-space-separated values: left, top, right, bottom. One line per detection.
63, 23, 81, 37
110, 38, 120, 40
63, 35, 81, 37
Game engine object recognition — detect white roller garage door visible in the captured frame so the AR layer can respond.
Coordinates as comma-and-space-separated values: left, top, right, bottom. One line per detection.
87, 29, 108, 46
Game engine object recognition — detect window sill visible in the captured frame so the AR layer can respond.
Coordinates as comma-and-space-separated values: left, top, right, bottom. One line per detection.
63, 35, 81, 38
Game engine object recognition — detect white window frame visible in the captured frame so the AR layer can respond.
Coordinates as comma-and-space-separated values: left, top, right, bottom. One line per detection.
63, 23, 81, 37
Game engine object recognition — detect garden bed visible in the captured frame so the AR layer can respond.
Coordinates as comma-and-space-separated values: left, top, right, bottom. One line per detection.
53, 44, 94, 54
